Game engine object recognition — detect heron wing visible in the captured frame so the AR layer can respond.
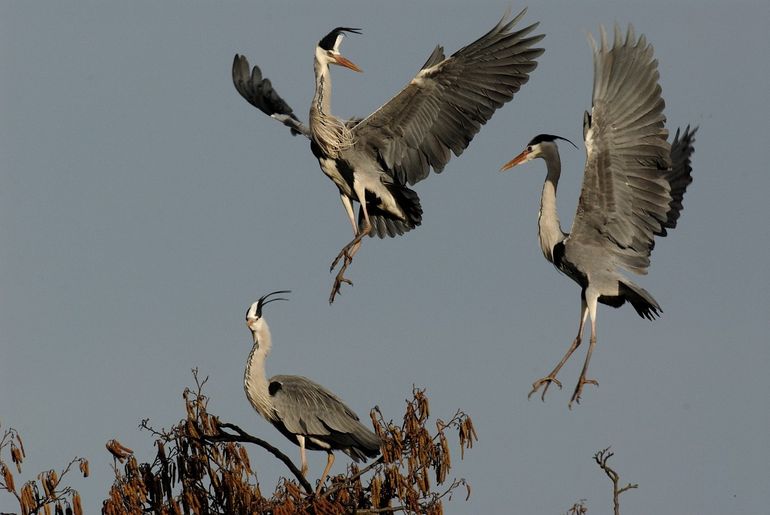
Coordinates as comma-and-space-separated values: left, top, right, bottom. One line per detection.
661, 125, 697, 234
232, 55, 311, 138
568, 25, 674, 276
351, 9, 544, 186
269, 375, 368, 439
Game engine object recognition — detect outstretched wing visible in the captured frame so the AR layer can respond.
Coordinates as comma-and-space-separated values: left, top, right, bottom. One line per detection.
568, 25, 676, 276
269, 375, 379, 455
232, 54, 310, 137
661, 125, 697, 234
351, 9, 544, 186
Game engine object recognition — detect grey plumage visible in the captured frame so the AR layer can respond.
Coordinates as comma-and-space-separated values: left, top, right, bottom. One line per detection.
243, 291, 380, 490
267, 375, 380, 462
501, 25, 696, 407
234, 9, 544, 302
351, 9, 544, 188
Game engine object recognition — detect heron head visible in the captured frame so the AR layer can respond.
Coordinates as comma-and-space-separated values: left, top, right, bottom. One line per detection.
500, 134, 578, 171
246, 290, 290, 344
316, 27, 363, 72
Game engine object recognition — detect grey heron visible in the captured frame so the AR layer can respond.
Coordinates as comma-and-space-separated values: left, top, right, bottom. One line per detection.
243, 291, 381, 492
500, 26, 697, 408
233, 9, 545, 303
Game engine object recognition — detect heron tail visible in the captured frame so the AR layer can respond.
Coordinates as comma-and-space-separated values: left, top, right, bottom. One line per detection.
359, 185, 423, 238
619, 281, 662, 320
344, 426, 381, 462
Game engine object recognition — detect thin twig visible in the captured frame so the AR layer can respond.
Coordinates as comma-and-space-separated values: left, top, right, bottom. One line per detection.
319, 455, 384, 500
205, 422, 313, 494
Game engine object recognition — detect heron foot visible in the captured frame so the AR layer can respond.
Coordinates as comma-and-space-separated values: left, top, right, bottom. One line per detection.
568, 377, 599, 409
329, 239, 361, 272
329, 255, 354, 304
528, 376, 563, 401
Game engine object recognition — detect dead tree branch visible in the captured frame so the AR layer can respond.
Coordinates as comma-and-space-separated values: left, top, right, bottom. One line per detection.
594, 447, 638, 515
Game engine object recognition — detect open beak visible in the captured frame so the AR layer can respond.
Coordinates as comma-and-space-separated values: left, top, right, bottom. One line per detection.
333, 54, 363, 73
499, 149, 530, 172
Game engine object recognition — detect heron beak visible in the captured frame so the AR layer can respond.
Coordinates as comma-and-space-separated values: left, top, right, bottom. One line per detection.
499, 149, 530, 171
333, 54, 363, 73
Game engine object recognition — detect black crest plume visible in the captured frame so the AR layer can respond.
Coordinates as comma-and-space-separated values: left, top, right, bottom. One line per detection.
318, 27, 362, 51
253, 290, 291, 318
528, 133, 579, 149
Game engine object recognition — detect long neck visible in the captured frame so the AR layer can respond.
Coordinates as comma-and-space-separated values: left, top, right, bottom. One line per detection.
309, 56, 353, 157
538, 146, 566, 263
244, 321, 274, 421
312, 58, 332, 117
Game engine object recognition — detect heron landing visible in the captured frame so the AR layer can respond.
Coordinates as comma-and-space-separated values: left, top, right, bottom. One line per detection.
233, 9, 545, 303
501, 26, 697, 408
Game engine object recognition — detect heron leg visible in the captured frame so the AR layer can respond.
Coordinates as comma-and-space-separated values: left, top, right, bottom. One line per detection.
315, 452, 335, 494
569, 296, 600, 409
329, 224, 370, 303
529, 297, 589, 402
297, 435, 308, 477
329, 187, 372, 303
329, 194, 359, 271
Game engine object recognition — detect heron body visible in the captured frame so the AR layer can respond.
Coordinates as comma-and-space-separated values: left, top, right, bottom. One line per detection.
233, 9, 545, 302
244, 291, 380, 491
501, 26, 697, 407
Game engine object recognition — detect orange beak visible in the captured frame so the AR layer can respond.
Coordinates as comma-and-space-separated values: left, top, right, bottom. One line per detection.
500, 149, 530, 172
333, 54, 363, 73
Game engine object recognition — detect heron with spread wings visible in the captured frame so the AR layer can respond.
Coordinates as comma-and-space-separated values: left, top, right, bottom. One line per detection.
501, 26, 697, 407
233, 9, 544, 303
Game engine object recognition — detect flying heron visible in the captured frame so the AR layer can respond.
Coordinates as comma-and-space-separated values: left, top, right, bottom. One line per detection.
233, 9, 545, 303
500, 26, 697, 408
243, 291, 381, 492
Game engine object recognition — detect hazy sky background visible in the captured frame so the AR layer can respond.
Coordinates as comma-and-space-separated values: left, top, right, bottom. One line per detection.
2, 1, 768, 513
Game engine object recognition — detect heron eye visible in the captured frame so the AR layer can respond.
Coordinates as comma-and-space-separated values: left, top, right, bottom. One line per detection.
527, 146, 533, 152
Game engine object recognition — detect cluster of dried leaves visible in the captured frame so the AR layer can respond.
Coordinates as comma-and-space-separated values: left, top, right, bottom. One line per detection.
0, 424, 88, 515
103, 370, 477, 514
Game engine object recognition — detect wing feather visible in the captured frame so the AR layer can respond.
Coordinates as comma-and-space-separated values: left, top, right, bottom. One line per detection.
352, 9, 544, 186
568, 25, 687, 276
269, 375, 371, 441
232, 55, 311, 138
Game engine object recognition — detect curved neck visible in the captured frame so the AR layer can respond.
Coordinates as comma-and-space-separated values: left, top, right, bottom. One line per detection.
244, 320, 273, 420
538, 146, 565, 263
308, 59, 354, 158
312, 57, 332, 117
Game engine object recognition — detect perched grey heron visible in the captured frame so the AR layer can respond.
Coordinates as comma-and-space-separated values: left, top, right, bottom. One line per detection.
243, 291, 381, 492
233, 9, 545, 303
500, 26, 697, 407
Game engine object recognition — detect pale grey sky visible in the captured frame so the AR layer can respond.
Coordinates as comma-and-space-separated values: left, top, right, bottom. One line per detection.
1, 1, 768, 513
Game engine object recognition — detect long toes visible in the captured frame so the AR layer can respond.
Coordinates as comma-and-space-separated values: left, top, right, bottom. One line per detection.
568, 392, 583, 409
583, 379, 599, 386
527, 377, 562, 401
329, 277, 353, 304
330, 255, 344, 272
330, 249, 350, 272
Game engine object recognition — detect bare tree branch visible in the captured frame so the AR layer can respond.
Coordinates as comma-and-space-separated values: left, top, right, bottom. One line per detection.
205, 421, 314, 494
594, 447, 638, 515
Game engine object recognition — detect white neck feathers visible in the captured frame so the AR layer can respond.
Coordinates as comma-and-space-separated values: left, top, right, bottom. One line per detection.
244, 319, 274, 420
537, 144, 566, 263
309, 51, 355, 157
